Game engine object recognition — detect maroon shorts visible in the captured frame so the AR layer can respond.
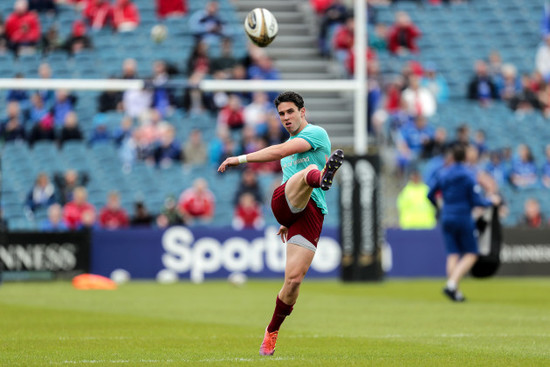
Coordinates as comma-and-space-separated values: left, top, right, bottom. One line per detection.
271, 182, 324, 249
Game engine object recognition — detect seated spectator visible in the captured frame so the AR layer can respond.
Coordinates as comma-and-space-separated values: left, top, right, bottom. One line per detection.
467, 60, 499, 105
332, 15, 354, 66
98, 78, 123, 112
396, 170, 436, 229
25, 172, 56, 213
6, 74, 30, 112
187, 40, 211, 76
1, 100, 23, 128
88, 113, 112, 146
62, 186, 95, 230
37, 63, 55, 105
84, 0, 112, 31
401, 75, 437, 118
178, 178, 215, 224
368, 23, 388, 52
496, 63, 521, 103
509, 144, 538, 189
536, 34, 550, 81
40, 203, 68, 231
232, 192, 265, 230
150, 60, 175, 117
319, 0, 349, 57
509, 74, 541, 113
99, 191, 129, 229
53, 90, 76, 127
63, 20, 93, 56
28, 112, 55, 147
130, 201, 154, 227
112, 0, 140, 32
156, 0, 187, 19
210, 37, 239, 76
484, 150, 508, 187
387, 11, 421, 55
113, 115, 134, 146
247, 54, 280, 101
182, 129, 208, 166
541, 144, 550, 189
396, 115, 434, 174
448, 124, 471, 147
156, 194, 184, 228
181, 71, 216, 115
473, 129, 488, 159
58, 111, 84, 148
136, 108, 168, 146
421, 126, 447, 159
244, 91, 272, 135
233, 168, 263, 206
121, 60, 152, 119
217, 94, 245, 131
80, 207, 99, 230
153, 125, 181, 168
420, 63, 449, 103
5, 0, 41, 56
28, 92, 49, 125
54, 169, 89, 205
0, 109, 26, 143
39, 25, 62, 55
518, 198, 546, 228
189, 1, 227, 44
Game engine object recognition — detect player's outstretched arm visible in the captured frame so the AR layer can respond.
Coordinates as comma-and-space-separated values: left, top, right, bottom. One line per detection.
217, 138, 311, 173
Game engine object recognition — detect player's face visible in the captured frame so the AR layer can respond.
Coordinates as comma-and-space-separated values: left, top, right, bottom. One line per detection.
277, 102, 306, 136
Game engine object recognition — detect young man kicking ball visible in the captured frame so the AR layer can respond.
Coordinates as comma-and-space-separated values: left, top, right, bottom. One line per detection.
218, 91, 344, 356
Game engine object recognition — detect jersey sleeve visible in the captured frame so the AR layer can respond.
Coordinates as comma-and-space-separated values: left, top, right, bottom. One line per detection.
298, 125, 329, 151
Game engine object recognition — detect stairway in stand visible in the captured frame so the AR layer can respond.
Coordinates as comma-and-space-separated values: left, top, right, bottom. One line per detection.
234, 0, 355, 148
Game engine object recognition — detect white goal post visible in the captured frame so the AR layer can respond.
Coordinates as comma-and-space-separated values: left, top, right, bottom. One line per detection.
0, 0, 367, 154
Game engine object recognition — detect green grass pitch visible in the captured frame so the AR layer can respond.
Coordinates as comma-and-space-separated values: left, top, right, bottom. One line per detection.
1, 278, 549, 366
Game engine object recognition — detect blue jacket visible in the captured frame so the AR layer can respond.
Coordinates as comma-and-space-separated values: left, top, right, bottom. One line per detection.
427, 163, 491, 218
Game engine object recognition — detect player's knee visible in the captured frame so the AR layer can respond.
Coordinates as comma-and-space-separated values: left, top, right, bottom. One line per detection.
285, 273, 304, 289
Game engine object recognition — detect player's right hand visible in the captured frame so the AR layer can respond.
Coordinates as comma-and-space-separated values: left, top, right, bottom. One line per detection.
217, 156, 239, 172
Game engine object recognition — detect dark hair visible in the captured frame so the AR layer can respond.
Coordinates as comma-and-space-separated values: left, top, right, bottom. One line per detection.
274, 91, 304, 110
452, 143, 466, 162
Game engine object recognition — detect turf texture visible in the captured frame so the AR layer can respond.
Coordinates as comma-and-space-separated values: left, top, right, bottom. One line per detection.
0, 278, 549, 366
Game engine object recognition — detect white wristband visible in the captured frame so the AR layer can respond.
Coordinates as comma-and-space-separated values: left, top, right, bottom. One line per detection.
238, 154, 248, 164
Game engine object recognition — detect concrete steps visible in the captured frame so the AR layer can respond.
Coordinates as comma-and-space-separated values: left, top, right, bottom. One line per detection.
233, 0, 354, 148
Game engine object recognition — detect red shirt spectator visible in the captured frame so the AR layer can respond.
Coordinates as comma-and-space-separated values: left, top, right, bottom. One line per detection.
5, 0, 41, 46
233, 193, 264, 230
217, 94, 245, 130
112, 0, 140, 32
99, 191, 129, 229
178, 178, 215, 223
387, 11, 421, 55
84, 0, 113, 30
63, 186, 96, 230
157, 0, 187, 18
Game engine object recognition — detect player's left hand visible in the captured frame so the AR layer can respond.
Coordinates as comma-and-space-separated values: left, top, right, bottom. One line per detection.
217, 156, 239, 172
277, 225, 288, 243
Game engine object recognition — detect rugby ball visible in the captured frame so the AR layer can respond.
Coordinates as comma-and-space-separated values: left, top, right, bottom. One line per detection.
151, 24, 168, 43
244, 8, 278, 47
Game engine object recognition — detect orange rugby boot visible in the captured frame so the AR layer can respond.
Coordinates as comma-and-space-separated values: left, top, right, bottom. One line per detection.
259, 328, 279, 356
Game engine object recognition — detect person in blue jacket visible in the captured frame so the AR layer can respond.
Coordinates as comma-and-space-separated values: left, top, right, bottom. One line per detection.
428, 144, 500, 302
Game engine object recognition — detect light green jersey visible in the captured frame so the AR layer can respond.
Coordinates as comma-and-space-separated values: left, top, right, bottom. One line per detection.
280, 124, 331, 214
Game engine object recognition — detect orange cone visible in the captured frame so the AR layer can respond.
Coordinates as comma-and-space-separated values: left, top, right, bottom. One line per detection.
72, 273, 118, 290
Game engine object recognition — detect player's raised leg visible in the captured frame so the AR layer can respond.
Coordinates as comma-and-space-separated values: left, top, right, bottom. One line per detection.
284, 149, 345, 211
